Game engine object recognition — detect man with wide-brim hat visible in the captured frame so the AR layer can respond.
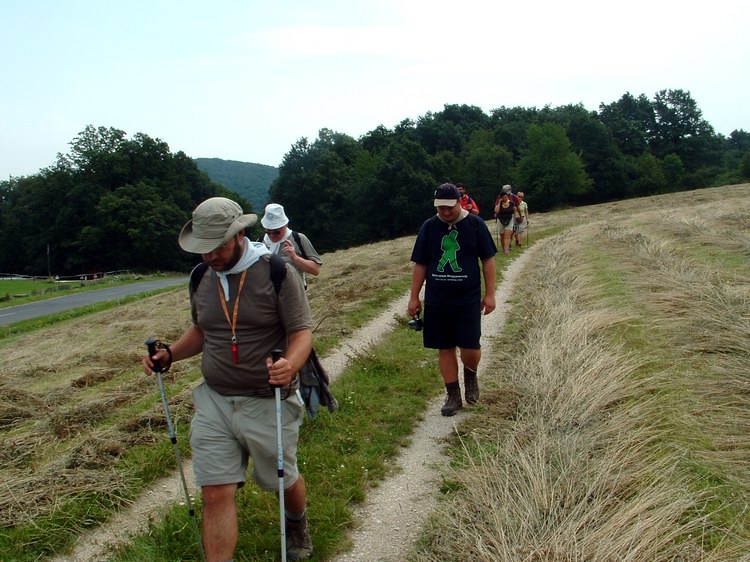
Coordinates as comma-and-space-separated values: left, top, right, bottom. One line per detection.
144, 196, 315, 560
179, 197, 258, 255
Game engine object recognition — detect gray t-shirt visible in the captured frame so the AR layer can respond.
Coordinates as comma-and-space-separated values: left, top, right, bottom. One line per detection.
269, 231, 322, 287
190, 255, 312, 397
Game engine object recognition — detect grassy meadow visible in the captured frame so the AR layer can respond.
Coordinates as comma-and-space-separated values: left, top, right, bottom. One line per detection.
0, 183, 748, 561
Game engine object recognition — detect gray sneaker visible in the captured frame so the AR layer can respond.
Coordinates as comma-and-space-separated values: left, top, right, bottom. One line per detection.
464, 369, 479, 404
286, 514, 313, 560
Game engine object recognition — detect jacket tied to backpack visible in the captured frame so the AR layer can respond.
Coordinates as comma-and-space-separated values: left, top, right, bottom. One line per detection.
299, 348, 338, 419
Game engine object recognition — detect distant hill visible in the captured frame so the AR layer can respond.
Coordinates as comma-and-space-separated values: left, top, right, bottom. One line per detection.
194, 158, 278, 213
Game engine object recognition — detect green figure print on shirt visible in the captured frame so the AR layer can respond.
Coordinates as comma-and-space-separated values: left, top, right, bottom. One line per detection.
437, 229, 462, 273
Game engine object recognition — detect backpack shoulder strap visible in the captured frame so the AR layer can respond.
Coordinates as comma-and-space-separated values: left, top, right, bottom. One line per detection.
189, 262, 209, 294
292, 231, 308, 260
269, 253, 287, 294
191, 257, 286, 296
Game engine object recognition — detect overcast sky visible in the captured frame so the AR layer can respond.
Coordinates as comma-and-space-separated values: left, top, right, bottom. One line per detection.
2, 0, 748, 180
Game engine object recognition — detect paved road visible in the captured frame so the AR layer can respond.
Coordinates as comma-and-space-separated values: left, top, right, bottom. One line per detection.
0, 277, 188, 326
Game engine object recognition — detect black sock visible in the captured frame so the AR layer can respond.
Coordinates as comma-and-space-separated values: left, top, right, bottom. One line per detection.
446, 381, 460, 391
286, 509, 305, 522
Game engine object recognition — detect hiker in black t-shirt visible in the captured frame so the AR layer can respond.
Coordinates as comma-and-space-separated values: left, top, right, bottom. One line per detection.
408, 183, 497, 417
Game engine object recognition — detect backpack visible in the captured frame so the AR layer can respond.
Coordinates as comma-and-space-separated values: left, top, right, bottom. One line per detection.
292, 231, 310, 290
189, 255, 337, 419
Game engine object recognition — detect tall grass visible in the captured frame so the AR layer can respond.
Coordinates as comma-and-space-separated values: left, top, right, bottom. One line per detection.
413, 184, 750, 560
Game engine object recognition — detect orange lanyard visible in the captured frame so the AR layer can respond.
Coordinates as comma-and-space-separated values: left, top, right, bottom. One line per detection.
218, 269, 247, 364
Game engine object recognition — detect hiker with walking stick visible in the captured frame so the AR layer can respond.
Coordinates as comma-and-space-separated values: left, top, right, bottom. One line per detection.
142, 197, 314, 561
513, 191, 529, 248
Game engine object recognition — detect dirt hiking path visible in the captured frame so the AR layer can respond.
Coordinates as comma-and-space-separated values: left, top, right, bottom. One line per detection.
52, 245, 538, 562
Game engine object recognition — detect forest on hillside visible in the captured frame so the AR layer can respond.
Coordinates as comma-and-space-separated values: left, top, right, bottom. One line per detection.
271, 89, 750, 252
1, 89, 749, 275
194, 158, 278, 211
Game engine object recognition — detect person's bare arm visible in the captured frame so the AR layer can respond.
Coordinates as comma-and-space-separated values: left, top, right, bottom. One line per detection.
267, 328, 313, 386
481, 257, 496, 315
143, 323, 205, 374
283, 240, 322, 276
408, 263, 427, 316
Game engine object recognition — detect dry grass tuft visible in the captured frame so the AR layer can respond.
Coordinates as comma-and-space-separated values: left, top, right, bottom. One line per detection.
0, 465, 134, 527
0, 385, 48, 430
48, 389, 142, 438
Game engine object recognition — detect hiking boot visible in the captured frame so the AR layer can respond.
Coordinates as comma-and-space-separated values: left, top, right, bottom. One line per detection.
441, 386, 463, 417
464, 369, 479, 404
286, 514, 313, 560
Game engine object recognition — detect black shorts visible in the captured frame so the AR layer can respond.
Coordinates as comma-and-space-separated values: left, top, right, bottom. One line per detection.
423, 301, 482, 350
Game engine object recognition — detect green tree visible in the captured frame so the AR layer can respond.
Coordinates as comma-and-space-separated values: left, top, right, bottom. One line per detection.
489, 106, 540, 158
546, 103, 630, 203
269, 130, 361, 251
662, 153, 685, 190
515, 123, 592, 209
0, 125, 230, 275
360, 137, 437, 238
415, 104, 489, 155
651, 89, 722, 172
75, 182, 189, 271
598, 92, 655, 157
631, 153, 667, 196
461, 129, 514, 214
740, 151, 750, 179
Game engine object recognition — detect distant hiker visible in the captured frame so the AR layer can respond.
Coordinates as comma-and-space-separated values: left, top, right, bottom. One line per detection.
499, 183, 520, 207
142, 197, 314, 560
456, 182, 480, 216
262, 203, 322, 289
494, 191, 518, 256
408, 183, 497, 416
513, 191, 529, 248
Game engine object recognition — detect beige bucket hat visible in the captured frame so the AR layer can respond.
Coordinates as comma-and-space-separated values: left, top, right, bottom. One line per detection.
178, 197, 257, 254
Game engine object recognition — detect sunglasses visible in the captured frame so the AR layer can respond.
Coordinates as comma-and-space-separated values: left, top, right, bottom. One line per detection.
266, 229, 283, 236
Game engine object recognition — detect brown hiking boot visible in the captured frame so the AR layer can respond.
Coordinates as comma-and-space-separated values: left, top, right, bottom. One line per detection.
286, 514, 313, 560
441, 386, 463, 416
464, 369, 479, 404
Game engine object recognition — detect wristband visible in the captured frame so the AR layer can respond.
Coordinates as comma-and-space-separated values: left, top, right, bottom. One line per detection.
163, 343, 173, 372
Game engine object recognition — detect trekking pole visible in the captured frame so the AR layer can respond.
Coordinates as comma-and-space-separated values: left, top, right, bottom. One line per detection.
145, 338, 207, 562
270, 348, 287, 562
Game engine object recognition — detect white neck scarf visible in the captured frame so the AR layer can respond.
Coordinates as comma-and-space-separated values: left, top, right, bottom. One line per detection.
436, 208, 469, 228
216, 237, 270, 300
263, 228, 293, 255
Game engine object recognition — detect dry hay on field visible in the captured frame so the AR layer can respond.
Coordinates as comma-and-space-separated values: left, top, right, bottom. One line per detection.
305, 236, 415, 338
416, 185, 750, 560
0, 463, 135, 527
0, 384, 48, 430
0, 289, 201, 530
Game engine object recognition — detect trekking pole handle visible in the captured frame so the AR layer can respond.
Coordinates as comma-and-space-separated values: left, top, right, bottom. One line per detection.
145, 337, 163, 373
270, 348, 283, 389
